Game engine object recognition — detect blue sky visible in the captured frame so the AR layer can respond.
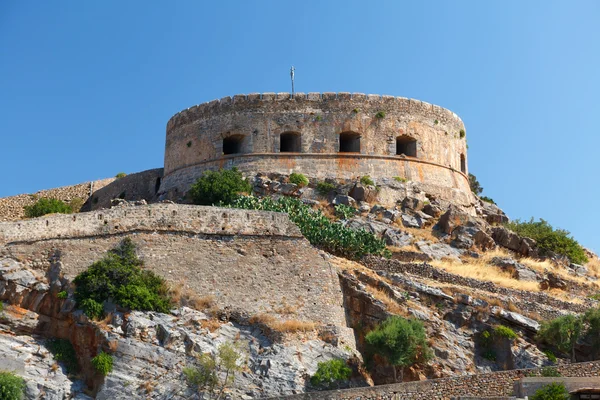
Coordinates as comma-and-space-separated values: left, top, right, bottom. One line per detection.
1, 1, 598, 252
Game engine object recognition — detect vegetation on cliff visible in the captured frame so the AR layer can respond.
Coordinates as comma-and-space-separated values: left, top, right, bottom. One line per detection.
24, 198, 72, 218
73, 238, 172, 319
365, 316, 432, 382
310, 358, 352, 388
228, 196, 390, 259
189, 168, 252, 205
46, 339, 79, 374
0, 371, 26, 400
537, 308, 600, 361
183, 341, 247, 399
91, 352, 113, 376
505, 218, 588, 264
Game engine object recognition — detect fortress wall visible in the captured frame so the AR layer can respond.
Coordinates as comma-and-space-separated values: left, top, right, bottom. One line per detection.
82, 168, 164, 211
162, 93, 469, 200
0, 178, 114, 222
161, 153, 473, 206
0, 203, 301, 245
273, 361, 600, 400
0, 204, 347, 328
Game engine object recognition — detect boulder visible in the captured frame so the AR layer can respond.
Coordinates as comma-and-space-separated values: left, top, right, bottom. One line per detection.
541, 272, 568, 290
491, 227, 538, 257
438, 206, 472, 235
331, 194, 356, 207
383, 229, 413, 248
479, 200, 509, 224
492, 307, 540, 332
402, 197, 424, 212
370, 204, 386, 215
415, 241, 463, 261
491, 257, 540, 282
401, 214, 423, 228
349, 183, 377, 203
422, 203, 443, 218
383, 209, 401, 222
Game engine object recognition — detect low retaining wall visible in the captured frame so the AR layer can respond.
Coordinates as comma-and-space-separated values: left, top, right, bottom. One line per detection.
274, 362, 600, 400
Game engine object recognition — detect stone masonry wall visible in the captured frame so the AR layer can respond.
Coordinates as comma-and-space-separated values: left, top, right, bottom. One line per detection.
274, 361, 600, 400
0, 178, 114, 221
0, 204, 347, 328
162, 93, 470, 202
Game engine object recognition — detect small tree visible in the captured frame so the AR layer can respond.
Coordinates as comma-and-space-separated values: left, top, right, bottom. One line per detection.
530, 382, 570, 400
24, 198, 72, 218
537, 314, 583, 362
468, 173, 483, 195
582, 308, 600, 359
365, 316, 432, 382
91, 352, 113, 376
183, 341, 247, 400
188, 168, 252, 206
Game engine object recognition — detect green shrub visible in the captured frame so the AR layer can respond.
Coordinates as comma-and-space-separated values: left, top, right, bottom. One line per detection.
310, 358, 351, 388
505, 218, 588, 264
530, 382, 570, 400
228, 196, 390, 260
186, 141, 192, 148
24, 198, 72, 218
365, 316, 432, 382
188, 168, 252, 206
115, 172, 127, 179
393, 176, 407, 183
480, 196, 496, 205
434, 119, 439, 125
0, 302, 3, 313
57, 291, 68, 299
543, 350, 557, 363
334, 204, 356, 220
289, 173, 309, 188
316, 181, 336, 196
375, 111, 385, 119
590, 293, 600, 301
540, 366, 561, 377
0, 371, 26, 400
352, 108, 359, 113
73, 238, 172, 319
91, 352, 113, 376
459, 129, 466, 138
494, 325, 518, 340
360, 176, 375, 186
46, 339, 79, 373
80, 298, 103, 320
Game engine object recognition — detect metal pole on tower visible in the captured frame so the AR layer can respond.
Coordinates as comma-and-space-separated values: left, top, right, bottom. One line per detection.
290, 66, 295, 97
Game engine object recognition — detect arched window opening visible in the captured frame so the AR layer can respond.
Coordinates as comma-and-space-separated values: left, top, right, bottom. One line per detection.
396, 135, 417, 157
339, 132, 361, 153
460, 153, 466, 173
223, 135, 245, 155
280, 132, 301, 152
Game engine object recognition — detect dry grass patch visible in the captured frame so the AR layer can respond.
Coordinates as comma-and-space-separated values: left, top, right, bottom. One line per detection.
249, 313, 316, 333
169, 282, 216, 311
401, 226, 441, 243
200, 319, 222, 332
586, 257, 600, 278
430, 258, 541, 292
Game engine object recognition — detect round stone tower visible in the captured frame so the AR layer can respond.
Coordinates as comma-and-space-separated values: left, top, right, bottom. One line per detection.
161, 92, 471, 204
